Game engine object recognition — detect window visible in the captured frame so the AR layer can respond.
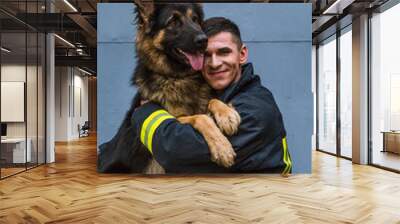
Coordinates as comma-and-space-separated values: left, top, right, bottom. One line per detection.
370, 3, 400, 171
317, 35, 337, 155
339, 26, 352, 159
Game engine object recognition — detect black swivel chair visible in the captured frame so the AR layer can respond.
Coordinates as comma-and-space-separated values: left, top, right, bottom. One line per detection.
79, 121, 90, 138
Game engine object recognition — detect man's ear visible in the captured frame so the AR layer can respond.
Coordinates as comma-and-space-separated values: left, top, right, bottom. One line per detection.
239, 44, 248, 65
133, 0, 154, 33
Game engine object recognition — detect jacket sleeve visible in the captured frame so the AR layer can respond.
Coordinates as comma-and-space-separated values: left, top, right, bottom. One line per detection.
131, 103, 214, 171
97, 93, 151, 173
228, 92, 291, 173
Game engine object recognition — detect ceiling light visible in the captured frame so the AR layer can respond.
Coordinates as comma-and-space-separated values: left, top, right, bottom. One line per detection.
78, 67, 92, 76
54, 34, 75, 48
1, 47, 11, 53
323, 0, 355, 15
76, 48, 85, 55
63, 0, 78, 12
323, 0, 342, 14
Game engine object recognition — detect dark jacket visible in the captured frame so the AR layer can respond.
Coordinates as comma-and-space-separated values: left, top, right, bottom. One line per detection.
131, 63, 292, 173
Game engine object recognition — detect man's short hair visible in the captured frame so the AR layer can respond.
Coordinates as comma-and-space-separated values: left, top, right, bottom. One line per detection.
202, 17, 243, 49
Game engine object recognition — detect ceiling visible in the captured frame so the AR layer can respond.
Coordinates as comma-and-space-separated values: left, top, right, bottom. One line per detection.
0, 0, 98, 74
0, 0, 393, 75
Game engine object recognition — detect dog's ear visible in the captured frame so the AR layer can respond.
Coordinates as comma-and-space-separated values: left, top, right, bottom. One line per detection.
133, 0, 154, 33
192, 3, 204, 23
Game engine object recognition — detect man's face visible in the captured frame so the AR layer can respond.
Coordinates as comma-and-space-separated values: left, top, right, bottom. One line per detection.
202, 32, 248, 91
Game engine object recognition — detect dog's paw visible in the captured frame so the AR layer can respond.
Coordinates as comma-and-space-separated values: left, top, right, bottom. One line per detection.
213, 103, 241, 136
209, 136, 236, 168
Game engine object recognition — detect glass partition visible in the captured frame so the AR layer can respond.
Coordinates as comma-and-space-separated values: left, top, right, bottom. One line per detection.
1, 31, 28, 177
0, 1, 46, 179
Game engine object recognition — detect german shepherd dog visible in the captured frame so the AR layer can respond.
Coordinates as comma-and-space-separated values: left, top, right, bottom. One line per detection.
98, 1, 240, 173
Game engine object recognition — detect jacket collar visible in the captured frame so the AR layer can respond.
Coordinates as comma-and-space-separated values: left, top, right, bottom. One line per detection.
218, 63, 258, 102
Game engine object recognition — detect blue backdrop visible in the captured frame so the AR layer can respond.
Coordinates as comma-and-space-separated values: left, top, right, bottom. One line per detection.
97, 3, 312, 173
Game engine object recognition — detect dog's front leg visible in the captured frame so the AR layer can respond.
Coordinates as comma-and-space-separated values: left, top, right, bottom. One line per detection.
177, 115, 236, 167
207, 99, 241, 136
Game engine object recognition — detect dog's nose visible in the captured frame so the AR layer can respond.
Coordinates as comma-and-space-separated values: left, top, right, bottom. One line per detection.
194, 34, 208, 48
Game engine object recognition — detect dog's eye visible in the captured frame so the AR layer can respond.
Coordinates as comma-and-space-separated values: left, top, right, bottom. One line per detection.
167, 18, 177, 27
166, 14, 181, 27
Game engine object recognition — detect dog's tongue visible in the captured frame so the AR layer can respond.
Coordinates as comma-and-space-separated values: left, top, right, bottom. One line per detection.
181, 51, 204, 71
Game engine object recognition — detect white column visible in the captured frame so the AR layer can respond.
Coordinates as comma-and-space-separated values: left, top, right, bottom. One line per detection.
46, 1, 56, 163
352, 14, 369, 164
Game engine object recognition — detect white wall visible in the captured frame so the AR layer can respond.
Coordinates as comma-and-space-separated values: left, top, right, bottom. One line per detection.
55, 67, 89, 141
55, 66, 69, 141
1, 65, 26, 133
1, 82, 25, 122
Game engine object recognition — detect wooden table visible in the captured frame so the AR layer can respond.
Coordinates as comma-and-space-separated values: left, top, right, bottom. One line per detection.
381, 131, 400, 154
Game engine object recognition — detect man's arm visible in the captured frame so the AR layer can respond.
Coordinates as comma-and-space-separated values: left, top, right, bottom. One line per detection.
131, 94, 291, 173
131, 103, 221, 172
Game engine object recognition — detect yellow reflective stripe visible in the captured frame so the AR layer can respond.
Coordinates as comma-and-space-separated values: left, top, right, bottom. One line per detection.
143, 113, 168, 148
147, 115, 174, 153
282, 138, 289, 174
284, 137, 292, 174
286, 143, 292, 174
282, 137, 292, 175
140, 110, 169, 144
140, 109, 174, 154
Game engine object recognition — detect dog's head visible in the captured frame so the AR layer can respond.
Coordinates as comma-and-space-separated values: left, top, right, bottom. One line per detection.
134, 1, 206, 75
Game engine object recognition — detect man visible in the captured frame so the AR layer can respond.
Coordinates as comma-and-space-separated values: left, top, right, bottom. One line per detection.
131, 17, 292, 174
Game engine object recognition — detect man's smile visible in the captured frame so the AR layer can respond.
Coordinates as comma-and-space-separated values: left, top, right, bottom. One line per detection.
208, 69, 229, 78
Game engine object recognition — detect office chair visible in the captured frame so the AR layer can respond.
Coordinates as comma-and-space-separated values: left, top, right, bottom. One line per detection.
79, 121, 90, 138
